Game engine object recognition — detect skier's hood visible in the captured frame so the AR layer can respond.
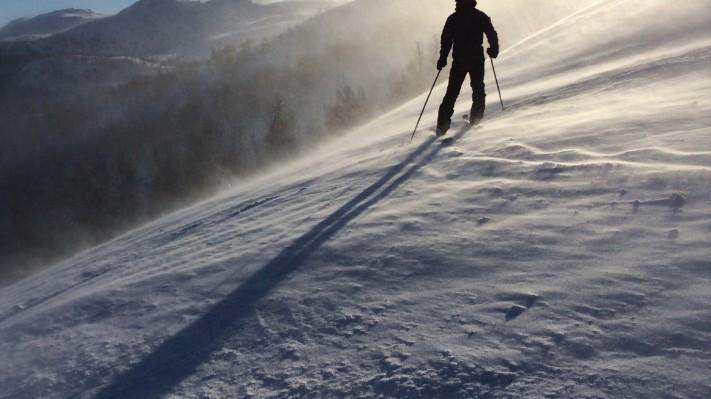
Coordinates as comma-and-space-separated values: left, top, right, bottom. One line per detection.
455, 0, 477, 13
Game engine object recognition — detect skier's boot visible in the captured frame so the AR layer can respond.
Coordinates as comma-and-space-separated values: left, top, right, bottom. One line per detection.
436, 118, 450, 137
469, 97, 485, 126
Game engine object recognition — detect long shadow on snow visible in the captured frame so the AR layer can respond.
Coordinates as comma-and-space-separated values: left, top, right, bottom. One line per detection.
91, 126, 469, 399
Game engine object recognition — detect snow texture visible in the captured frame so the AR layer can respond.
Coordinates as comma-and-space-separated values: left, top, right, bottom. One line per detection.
1, 0, 711, 398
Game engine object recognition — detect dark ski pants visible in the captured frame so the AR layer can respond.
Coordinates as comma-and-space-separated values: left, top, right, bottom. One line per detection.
437, 58, 486, 131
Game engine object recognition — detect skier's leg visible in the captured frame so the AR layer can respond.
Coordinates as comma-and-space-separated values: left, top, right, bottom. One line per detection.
469, 59, 486, 124
437, 63, 467, 132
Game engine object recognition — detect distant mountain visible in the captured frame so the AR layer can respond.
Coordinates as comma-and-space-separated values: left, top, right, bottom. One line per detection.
1, 0, 338, 57
0, 9, 104, 41
0, 0, 340, 95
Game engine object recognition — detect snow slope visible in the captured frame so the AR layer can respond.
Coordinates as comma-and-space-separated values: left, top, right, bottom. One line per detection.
1, 0, 710, 398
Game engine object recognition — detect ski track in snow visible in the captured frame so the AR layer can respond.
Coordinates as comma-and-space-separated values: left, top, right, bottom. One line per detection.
1, 1, 711, 398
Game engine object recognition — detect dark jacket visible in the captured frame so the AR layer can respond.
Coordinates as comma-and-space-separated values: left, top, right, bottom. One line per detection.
440, 4, 499, 64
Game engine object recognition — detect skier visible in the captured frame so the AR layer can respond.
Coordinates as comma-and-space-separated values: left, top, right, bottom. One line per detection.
436, 0, 499, 136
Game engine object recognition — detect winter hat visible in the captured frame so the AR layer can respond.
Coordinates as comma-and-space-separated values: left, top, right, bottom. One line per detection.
456, 0, 477, 10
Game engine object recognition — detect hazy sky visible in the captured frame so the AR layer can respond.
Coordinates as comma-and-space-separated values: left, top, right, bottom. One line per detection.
0, 0, 297, 26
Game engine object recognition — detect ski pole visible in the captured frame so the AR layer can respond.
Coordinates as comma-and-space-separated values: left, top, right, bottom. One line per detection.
409, 69, 441, 143
490, 57, 505, 111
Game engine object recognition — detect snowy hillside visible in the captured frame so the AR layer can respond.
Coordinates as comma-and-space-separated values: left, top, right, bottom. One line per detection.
0, 9, 104, 41
1, 0, 710, 398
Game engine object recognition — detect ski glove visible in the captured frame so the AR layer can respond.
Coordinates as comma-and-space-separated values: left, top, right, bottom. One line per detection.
437, 57, 447, 70
487, 47, 499, 59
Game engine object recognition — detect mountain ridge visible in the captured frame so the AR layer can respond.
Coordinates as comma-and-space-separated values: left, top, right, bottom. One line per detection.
0, 8, 105, 41
0, 0, 338, 57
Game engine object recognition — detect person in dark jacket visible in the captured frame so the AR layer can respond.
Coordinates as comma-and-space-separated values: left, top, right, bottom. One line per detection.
436, 0, 499, 135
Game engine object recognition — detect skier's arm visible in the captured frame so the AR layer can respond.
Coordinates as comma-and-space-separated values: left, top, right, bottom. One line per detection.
438, 16, 455, 66
484, 16, 499, 58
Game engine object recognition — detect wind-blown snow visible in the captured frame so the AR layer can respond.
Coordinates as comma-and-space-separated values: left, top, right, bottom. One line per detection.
1, 0, 710, 398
